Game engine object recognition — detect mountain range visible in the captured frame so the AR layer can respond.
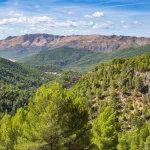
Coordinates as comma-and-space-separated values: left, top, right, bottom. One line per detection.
0, 34, 150, 59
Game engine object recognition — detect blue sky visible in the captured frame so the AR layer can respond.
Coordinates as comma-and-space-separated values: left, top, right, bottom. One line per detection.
0, 0, 149, 39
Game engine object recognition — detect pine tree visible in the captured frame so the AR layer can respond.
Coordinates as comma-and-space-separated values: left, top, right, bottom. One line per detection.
92, 106, 120, 150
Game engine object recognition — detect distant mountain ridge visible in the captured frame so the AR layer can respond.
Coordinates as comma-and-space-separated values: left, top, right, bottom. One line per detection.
20, 45, 150, 72
0, 34, 150, 59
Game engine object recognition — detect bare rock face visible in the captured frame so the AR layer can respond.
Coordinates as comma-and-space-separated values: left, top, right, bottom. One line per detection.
0, 34, 150, 59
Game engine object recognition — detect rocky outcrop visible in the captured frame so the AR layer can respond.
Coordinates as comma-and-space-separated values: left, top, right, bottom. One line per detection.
0, 34, 150, 59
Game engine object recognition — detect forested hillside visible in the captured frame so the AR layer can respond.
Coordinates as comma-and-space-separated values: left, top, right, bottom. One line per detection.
20, 45, 150, 72
0, 58, 60, 115
20, 47, 107, 72
0, 53, 150, 150
72, 53, 150, 149
74, 53, 150, 126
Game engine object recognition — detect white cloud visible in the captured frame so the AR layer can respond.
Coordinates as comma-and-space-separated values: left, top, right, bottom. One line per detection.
21, 29, 30, 33
29, 24, 35, 27
0, 16, 54, 25
84, 11, 104, 18
0, 14, 93, 30
122, 25, 128, 28
0, 18, 18, 25
68, 11, 73, 14
84, 14, 92, 18
120, 20, 125, 24
37, 28, 50, 32
8, 11, 23, 17
93, 11, 104, 17
30, 27, 36, 30
93, 21, 114, 29
0, 14, 93, 29
29, 16, 54, 24
69, 29, 79, 32
0, 26, 12, 32
48, 20, 94, 28
133, 21, 142, 25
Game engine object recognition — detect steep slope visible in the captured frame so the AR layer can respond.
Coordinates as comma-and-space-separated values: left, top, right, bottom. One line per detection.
73, 53, 150, 130
0, 34, 150, 59
0, 58, 59, 114
20, 45, 150, 72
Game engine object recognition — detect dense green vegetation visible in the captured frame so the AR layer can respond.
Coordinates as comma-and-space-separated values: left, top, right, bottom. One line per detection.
0, 58, 60, 115
74, 53, 150, 127
56, 71, 83, 88
34, 65, 62, 73
0, 83, 92, 150
20, 47, 107, 72
0, 53, 150, 149
20, 45, 150, 72
107, 44, 150, 60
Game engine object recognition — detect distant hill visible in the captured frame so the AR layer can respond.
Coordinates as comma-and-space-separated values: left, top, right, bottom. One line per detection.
19, 47, 107, 72
20, 45, 150, 72
108, 44, 150, 59
0, 34, 150, 59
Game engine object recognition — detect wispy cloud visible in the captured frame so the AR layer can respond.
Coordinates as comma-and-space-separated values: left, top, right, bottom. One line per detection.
84, 11, 104, 18
8, 11, 23, 17
121, 25, 128, 28
49, 20, 94, 28
68, 11, 73, 14
93, 21, 114, 29
69, 28, 79, 32
133, 21, 142, 25
0, 16, 54, 25
0, 14, 94, 28
120, 20, 125, 24
61, 0, 118, 9
102, 2, 150, 8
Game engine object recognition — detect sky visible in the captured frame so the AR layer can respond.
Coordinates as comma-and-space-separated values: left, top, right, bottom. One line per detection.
0, 0, 150, 39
